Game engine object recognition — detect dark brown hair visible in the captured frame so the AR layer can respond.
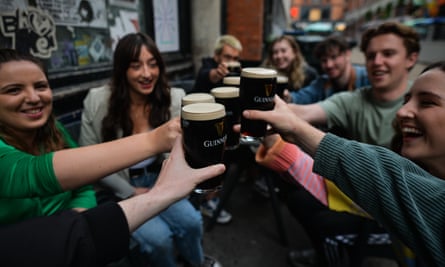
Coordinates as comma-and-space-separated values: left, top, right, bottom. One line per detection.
360, 22, 420, 57
101, 33, 171, 141
390, 61, 445, 154
314, 35, 350, 59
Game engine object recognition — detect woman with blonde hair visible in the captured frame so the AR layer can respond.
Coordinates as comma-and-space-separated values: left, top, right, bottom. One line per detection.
263, 35, 318, 91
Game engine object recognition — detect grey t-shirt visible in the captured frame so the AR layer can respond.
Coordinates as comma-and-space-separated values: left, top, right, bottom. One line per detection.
319, 86, 405, 148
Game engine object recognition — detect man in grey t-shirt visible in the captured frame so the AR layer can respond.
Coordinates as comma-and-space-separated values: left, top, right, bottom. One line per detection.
289, 22, 419, 148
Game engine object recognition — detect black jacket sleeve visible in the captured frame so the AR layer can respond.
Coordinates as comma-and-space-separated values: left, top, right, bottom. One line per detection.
192, 57, 221, 93
0, 202, 130, 267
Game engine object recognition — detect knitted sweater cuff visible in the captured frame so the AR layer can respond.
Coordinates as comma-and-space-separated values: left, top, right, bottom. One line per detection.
256, 137, 298, 173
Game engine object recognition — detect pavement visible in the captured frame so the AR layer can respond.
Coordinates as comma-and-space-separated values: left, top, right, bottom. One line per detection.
201, 176, 312, 267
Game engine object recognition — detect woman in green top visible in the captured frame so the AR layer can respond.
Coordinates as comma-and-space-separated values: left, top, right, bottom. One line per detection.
0, 48, 181, 225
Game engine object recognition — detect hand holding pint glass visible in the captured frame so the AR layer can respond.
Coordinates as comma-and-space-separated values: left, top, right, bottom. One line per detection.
181, 103, 227, 194
239, 67, 277, 144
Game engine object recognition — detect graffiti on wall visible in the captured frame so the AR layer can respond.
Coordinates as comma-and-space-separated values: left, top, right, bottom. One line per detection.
0, 0, 141, 72
0, 7, 57, 58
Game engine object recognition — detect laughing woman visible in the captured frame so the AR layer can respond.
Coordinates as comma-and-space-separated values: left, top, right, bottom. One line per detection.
245, 61, 445, 267
0, 49, 96, 224
0, 48, 181, 224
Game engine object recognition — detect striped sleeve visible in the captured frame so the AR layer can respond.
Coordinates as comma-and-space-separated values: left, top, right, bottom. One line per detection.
256, 137, 327, 205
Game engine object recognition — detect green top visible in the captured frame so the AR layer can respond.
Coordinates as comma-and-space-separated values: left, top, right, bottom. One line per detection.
319, 86, 405, 148
314, 134, 445, 267
0, 122, 96, 224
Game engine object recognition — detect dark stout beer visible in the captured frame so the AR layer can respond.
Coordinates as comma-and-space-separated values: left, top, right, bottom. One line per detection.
181, 103, 227, 193
239, 67, 276, 143
211, 86, 240, 150
276, 75, 289, 98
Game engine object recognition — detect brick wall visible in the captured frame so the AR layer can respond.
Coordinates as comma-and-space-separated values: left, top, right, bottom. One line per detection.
226, 0, 264, 62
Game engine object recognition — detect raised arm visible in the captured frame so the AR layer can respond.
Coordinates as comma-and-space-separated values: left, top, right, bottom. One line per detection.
53, 118, 181, 191
287, 102, 328, 126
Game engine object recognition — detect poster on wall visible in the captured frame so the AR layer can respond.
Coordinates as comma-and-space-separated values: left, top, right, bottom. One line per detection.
153, 0, 179, 52
109, 9, 140, 51
35, 0, 107, 28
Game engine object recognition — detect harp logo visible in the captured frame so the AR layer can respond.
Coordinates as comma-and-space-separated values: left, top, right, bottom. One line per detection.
215, 120, 225, 137
265, 84, 274, 96
253, 83, 275, 103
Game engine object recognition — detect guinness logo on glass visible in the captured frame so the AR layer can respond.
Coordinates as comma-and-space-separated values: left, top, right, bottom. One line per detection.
215, 120, 225, 137
265, 84, 274, 96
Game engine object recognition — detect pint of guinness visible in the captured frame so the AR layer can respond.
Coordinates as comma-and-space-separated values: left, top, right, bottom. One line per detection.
181, 103, 227, 193
276, 75, 289, 98
239, 67, 277, 143
211, 86, 240, 150
226, 61, 242, 77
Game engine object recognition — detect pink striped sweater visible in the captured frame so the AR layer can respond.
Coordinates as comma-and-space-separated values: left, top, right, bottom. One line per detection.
256, 137, 368, 217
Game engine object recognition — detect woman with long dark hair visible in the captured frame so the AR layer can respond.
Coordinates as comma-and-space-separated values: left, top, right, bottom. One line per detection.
79, 32, 220, 267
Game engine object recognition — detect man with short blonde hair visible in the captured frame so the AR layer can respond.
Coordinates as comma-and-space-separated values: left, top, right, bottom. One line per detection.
214, 35, 242, 55
193, 34, 242, 93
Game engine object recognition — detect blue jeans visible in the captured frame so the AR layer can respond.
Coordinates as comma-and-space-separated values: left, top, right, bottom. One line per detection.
130, 171, 204, 267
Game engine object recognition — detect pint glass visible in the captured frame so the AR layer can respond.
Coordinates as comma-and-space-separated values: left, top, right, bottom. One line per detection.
239, 67, 276, 143
211, 86, 240, 150
181, 103, 227, 194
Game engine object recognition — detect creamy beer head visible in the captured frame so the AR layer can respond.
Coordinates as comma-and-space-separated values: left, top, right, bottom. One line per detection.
181, 93, 215, 106
226, 61, 241, 68
211, 87, 240, 99
181, 102, 225, 121
223, 76, 240, 86
277, 75, 288, 84
241, 67, 277, 79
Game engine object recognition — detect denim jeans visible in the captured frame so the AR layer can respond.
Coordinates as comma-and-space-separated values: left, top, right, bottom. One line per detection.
130, 171, 204, 267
